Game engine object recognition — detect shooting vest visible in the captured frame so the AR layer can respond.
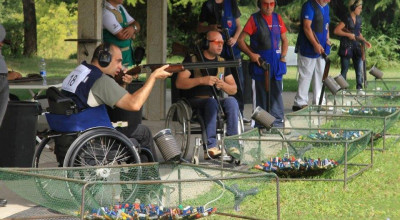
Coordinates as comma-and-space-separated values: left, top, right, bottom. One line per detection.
103, 5, 134, 66
339, 14, 362, 58
61, 61, 103, 110
250, 12, 285, 81
204, 0, 241, 59
296, 0, 330, 58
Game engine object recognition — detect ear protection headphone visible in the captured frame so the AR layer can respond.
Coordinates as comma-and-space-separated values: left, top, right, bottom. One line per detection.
257, 0, 277, 9
202, 38, 210, 50
350, 0, 360, 11
98, 42, 112, 68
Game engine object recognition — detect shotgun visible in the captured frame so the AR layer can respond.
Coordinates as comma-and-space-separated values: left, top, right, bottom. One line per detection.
258, 57, 271, 112
312, 32, 331, 108
114, 60, 240, 85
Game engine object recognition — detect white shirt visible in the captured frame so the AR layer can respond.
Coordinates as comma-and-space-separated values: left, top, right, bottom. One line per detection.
103, 1, 135, 35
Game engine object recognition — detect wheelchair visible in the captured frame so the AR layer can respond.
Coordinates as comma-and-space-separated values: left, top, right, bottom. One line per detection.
32, 87, 146, 168
165, 98, 244, 164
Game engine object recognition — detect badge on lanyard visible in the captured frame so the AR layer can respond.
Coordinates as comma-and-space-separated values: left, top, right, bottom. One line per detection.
62, 64, 91, 93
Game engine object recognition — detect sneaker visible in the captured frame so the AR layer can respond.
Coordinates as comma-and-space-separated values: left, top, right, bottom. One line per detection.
0, 198, 7, 207
207, 147, 221, 158
227, 147, 240, 158
242, 117, 251, 124
292, 105, 308, 111
357, 89, 366, 96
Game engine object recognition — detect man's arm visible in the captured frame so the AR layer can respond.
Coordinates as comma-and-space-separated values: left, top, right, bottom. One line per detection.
280, 32, 289, 62
303, 19, 324, 54
238, 31, 261, 65
7, 71, 22, 80
216, 74, 237, 95
175, 69, 219, 90
115, 65, 171, 111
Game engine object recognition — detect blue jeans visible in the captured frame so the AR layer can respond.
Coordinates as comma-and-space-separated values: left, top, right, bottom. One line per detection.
252, 78, 284, 128
0, 74, 9, 127
189, 97, 239, 149
340, 56, 363, 90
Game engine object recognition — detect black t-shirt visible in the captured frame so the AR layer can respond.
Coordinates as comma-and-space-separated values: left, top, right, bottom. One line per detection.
181, 55, 231, 97
198, 0, 241, 25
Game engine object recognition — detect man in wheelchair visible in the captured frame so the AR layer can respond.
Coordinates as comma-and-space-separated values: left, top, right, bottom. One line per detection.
176, 31, 240, 159
55, 43, 171, 165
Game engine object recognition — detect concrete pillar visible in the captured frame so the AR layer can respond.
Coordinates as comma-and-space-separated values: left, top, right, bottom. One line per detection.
77, 0, 102, 64
144, 0, 168, 120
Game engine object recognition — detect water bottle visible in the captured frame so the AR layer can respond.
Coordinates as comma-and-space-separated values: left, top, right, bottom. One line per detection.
39, 58, 47, 85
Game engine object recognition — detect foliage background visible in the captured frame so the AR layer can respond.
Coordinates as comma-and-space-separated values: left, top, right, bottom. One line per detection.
0, 0, 399, 69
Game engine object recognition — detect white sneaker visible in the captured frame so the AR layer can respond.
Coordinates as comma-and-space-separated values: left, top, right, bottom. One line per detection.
357, 89, 366, 96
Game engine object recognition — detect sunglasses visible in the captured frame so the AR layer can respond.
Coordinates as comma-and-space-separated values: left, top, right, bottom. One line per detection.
208, 40, 224, 46
262, 2, 275, 7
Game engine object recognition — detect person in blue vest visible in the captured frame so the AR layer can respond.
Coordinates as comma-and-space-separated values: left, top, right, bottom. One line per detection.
57, 43, 171, 165
333, 0, 371, 94
237, 0, 288, 128
197, 0, 249, 123
292, 0, 331, 111
103, 0, 140, 67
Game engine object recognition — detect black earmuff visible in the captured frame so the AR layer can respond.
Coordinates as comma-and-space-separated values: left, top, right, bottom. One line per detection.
202, 38, 209, 50
350, 0, 360, 11
98, 42, 112, 68
257, 0, 277, 8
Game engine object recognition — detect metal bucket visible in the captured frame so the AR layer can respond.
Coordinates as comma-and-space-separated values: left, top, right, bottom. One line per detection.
251, 106, 276, 129
324, 76, 342, 95
369, 66, 384, 79
334, 74, 349, 89
153, 129, 181, 162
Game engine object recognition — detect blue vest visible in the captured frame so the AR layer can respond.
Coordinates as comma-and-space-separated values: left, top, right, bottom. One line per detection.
341, 14, 362, 57
61, 61, 103, 110
296, 0, 330, 58
250, 12, 286, 81
219, 0, 241, 59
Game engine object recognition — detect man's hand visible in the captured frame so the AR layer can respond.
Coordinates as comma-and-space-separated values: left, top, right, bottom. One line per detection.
7, 71, 22, 80
201, 76, 218, 86
122, 74, 133, 84
120, 26, 135, 40
313, 44, 325, 55
215, 79, 225, 90
151, 65, 172, 80
227, 37, 237, 47
249, 54, 261, 65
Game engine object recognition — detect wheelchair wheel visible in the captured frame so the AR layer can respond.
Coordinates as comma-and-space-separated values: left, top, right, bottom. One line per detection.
63, 128, 142, 204
165, 101, 191, 158
32, 137, 57, 168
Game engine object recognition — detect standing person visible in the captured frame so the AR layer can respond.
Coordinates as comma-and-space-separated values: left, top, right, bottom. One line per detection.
237, 0, 288, 127
292, 0, 331, 111
0, 23, 22, 208
333, 0, 371, 94
197, 0, 249, 123
103, 0, 140, 67
176, 31, 240, 159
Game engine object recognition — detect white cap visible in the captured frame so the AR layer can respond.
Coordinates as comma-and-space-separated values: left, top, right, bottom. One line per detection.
0, 24, 6, 43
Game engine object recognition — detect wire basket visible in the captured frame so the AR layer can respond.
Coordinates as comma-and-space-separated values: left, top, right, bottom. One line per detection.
224, 127, 373, 187
286, 105, 400, 150
327, 89, 400, 106
0, 163, 279, 220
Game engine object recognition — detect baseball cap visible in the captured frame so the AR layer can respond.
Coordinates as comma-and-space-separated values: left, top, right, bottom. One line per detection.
0, 24, 6, 43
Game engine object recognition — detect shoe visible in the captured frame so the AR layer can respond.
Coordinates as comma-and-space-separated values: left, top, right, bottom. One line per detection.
0, 198, 7, 207
357, 89, 366, 96
242, 118, 251, 124
292, 105, 308, 111
227, 147, 240, 158
207, 147, 221, 158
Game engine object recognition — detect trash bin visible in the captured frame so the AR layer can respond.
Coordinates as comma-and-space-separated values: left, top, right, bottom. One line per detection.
0, 101, 41, 167
107, 81, 143, 133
